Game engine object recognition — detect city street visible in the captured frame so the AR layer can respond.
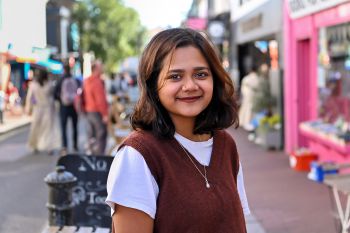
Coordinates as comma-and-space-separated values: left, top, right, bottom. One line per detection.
0, 126, 57, 233
0, 122, 343, 233
0, 123, 339, 233
3, 0, 350, 232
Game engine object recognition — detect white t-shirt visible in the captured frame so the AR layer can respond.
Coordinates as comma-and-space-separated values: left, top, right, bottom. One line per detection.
106, 132, 250, 218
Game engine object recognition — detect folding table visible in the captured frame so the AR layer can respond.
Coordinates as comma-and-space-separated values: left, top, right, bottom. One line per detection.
324, 174, 350, 233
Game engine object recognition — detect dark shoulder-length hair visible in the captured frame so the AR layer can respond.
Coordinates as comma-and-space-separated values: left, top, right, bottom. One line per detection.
37, 69, 49, 86
131, 28, 239, 138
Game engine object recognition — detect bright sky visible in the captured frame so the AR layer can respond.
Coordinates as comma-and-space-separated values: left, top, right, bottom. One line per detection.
123, 0, 192, 29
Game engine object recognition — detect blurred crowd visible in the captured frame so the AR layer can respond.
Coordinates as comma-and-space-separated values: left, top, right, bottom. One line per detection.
23, 60, 137, 156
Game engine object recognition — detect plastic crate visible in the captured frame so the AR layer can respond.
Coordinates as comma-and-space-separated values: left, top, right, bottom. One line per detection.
289, 148, 318, 171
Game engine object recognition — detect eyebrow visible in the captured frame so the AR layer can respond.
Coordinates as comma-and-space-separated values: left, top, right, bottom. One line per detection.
168, 67, 210, 73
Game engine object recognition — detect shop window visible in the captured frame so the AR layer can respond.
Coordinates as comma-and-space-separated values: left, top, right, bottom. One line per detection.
318, 24, 350, 123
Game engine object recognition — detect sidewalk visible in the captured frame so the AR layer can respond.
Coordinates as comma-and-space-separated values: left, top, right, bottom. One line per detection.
0, 112, 31, 135
228, 127, 337, 233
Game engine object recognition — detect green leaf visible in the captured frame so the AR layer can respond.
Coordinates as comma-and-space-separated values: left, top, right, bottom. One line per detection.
72, 0, 146, 73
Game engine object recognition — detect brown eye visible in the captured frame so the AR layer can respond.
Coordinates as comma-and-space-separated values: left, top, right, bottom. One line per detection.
169, 74, 181, 81
194, 72, 209, 79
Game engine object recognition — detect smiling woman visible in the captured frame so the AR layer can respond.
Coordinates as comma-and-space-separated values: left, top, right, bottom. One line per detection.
106, 28, 250, 233
157, 46, 214, 129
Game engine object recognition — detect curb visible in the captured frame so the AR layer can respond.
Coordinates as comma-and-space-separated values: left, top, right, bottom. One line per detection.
0, 118, 31, 135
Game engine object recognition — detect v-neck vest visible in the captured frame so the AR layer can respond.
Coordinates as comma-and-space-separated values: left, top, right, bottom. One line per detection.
121, 129, 247, 233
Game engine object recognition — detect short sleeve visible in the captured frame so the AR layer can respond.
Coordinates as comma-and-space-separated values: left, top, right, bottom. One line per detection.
237, 162, 250, 215
106, 146, 159, 219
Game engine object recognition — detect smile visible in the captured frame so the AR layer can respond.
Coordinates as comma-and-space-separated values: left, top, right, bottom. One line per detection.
176, 96, 202, 102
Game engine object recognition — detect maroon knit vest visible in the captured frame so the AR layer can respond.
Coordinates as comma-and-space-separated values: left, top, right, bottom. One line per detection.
120, 129, 247, 233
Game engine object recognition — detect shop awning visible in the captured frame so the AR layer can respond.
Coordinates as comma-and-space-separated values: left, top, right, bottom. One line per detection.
8, 50, 63, 75
34, 59, 63, 75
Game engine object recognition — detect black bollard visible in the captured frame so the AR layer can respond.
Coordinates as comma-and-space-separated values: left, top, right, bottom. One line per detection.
44, 165, 77, 226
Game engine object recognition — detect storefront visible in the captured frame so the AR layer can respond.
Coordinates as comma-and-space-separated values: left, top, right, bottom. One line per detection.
232, 0, 284, 149
284, 0, 350, 162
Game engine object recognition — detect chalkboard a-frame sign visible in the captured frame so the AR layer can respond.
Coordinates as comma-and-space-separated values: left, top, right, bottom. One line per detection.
57, 154, 114, 228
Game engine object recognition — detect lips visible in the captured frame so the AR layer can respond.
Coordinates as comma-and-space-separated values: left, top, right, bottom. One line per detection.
176, 96, 202, 102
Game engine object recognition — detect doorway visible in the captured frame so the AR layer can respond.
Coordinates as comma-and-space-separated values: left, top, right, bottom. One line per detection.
296, 39, 312, 146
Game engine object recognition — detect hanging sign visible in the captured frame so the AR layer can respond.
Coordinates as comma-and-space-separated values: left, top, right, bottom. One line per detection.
287, 0, 349, 19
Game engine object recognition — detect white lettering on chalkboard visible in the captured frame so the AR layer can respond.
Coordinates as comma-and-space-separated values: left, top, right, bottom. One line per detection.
78, 156, 108, 172
72, 181, 107, 205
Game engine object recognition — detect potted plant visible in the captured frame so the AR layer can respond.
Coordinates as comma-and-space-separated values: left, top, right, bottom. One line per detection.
251, 72, 281, 149
255, 114, 282, 149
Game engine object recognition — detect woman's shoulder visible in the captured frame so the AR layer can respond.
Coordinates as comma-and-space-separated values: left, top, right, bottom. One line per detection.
121, 129, 166, 152
214, 129, 237, 147
125, 129, 157, 141
215, 129, 234, 139
119, 130, 170, 182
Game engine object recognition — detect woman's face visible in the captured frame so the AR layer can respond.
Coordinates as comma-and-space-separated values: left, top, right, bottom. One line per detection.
157, 46, 213, 124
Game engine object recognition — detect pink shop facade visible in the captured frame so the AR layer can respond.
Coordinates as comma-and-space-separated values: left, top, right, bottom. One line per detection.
284, 0, 350, 163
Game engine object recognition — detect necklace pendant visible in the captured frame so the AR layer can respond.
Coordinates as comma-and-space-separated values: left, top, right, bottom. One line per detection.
206, 181, 210, 189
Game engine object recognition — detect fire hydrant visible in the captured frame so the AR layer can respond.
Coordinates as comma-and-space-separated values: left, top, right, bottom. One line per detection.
44, 165, 77, 226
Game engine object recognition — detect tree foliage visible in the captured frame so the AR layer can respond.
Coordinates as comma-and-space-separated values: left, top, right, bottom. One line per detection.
72, 0, 146, 72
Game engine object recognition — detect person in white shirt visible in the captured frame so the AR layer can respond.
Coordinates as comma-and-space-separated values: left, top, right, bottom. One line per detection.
106, 28, 250, 233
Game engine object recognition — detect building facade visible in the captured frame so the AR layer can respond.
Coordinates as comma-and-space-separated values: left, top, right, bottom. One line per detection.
230, 0, 284, 149
284, 0, 350, 162
185, 0, 208, 30
46, 0, 77, 61
0, 0, 48, 56
0, 0, 49, 99
207, 0, 231, 68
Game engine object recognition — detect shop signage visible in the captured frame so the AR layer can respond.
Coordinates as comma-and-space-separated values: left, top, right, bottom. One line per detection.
235, 0, 282, 44
288, 0, 349, 19
185, 17, 207, 30
241, 13, 262, 33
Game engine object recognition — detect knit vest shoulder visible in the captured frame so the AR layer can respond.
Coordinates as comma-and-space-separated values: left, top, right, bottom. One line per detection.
120, 129, 247, 233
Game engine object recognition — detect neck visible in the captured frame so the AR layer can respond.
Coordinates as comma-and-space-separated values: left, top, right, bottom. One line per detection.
172, 117, 194, 139
171, 116, 212, 142
174, 121, 211, 142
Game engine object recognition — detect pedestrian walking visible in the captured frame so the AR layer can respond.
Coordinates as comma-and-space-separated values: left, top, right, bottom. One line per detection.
106, 28, 249, 233
54, 63, 80, 155
238, 64, 261, 131
25, 69, 60, 154
83, 60, 108, 155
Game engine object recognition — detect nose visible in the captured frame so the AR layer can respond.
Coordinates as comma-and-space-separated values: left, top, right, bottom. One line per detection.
182, 76, 199, 91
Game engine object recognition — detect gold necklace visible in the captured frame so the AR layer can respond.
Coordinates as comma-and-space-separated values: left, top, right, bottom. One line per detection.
178, 142, 211, 189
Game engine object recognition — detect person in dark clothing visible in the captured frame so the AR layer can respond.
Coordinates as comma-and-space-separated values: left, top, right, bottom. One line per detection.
54, 63, 80, 154
106, 28, 249, 233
